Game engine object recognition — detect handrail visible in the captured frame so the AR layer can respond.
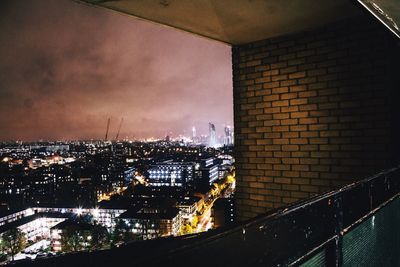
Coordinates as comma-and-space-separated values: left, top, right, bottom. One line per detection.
12, 166, 400, 267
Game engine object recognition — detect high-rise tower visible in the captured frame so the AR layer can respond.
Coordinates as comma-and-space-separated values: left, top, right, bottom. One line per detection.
192, 126, 196, 142
208, 123, 216, 147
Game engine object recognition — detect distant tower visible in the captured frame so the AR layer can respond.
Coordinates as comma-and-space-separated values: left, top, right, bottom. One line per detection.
208, 123, 217, 147
224, 125, 233, 145
192, 126, 196, 142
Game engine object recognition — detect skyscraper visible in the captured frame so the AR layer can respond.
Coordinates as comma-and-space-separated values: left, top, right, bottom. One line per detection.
192, 126, 196, 142
208, 123, 216, 147
224, 125, 233, 145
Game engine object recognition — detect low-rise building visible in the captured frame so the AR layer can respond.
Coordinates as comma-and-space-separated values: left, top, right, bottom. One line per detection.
118, 207, 181, 240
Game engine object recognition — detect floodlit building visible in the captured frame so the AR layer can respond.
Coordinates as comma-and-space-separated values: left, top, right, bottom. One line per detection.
118, 207, 181, 240
208, 123, 217, 147
175, 196, 202, 223
50, 219, 95, 252
223, 126, 234, 146
0, 207, 125, 250
197, 158, 219, 184
148, 161, 196, 187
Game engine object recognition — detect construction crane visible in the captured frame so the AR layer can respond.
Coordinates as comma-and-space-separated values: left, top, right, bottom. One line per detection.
115, 117, 124, 140
105, 117, 111, 140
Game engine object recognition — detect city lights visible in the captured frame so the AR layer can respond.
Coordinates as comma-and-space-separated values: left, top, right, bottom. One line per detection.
76, 208, 83, 216
92, 208, 100, 217
0, 136, 234, 261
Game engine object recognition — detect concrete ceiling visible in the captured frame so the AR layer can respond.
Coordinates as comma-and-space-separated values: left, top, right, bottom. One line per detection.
79, 0, 364, 45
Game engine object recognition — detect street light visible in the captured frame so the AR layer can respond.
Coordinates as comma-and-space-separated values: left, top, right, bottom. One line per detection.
76, 207, 83, 216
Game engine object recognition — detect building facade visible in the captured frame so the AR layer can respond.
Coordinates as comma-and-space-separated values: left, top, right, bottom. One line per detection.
148, 161, 196, 187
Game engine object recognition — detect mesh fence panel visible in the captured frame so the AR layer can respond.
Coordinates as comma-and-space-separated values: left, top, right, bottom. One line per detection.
343, 197, 400, 267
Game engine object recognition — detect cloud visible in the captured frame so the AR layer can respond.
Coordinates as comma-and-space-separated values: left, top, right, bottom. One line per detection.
0, 0, 232, 141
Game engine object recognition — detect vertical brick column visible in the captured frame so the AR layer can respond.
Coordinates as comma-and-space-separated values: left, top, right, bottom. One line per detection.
233, 16, 399, 220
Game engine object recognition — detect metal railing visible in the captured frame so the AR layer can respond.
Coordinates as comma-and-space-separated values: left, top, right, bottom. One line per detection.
13, 167, 400, 267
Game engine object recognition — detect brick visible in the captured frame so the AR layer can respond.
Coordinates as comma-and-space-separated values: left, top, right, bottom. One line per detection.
289, 72, 306, 79
299, 104, 318, 111
300, 131, 318, 138
290, 98, 308, 106
282, 145, 299, 151
263, 69, 279, 76
273, 126, 289, 132
272, 75, 288, 82
263, 81, 280, 89
289, 85, 307, 92
263, 95, 280, 102
280, 66, 297, 74
280, 80, 297, 87
300, 158, 319, 164
291, 151, 310, 157
290, 125, 307, 131
300, 145, 318, 151
282, 158, 300, 164
309, 138, 328, 144
298, 77, 317, 84
283, 171, 300, 177
292, 178, 310, 185
282, 132, 299, 138
299, 91, 317, 98
290, 138, 308, 145
272, 100, 289, 107
280, 92, 297, 100
291, 112, 308, 118
272, 87, 289, 94
274, 177, 292, 184
273, 113, 289, 120
273, 139, 289, 145
299, 118, 318, 124
281, 119, 298, 125
292, 165, 310, 171
281, 106, 299, 112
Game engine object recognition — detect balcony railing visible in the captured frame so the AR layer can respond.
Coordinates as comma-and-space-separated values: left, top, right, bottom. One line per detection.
14, 167, 400, 266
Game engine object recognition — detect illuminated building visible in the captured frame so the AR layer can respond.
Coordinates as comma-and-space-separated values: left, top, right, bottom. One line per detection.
0, 206, 127, 253
175, 196, 201, 224
208, 123, 217, 147
198, 158, 219, 185
148, 161, 196, 187
223, 126, 233, 145
118, 207, 181, 240
192, 126, 196, 142
124, 167, 136, 184
50, 219, 95, 252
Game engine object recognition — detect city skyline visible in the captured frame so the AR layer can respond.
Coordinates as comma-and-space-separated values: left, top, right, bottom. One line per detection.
0, 0, 233, 141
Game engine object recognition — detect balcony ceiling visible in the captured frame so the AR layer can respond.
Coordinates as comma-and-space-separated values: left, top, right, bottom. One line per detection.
79, 0, 363, 45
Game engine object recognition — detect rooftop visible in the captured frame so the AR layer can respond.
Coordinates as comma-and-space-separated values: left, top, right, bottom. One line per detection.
119, 207, 180, 220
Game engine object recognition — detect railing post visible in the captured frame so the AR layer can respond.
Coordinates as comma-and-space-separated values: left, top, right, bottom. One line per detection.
335, 234, 343, 267
326, 194, 343, 267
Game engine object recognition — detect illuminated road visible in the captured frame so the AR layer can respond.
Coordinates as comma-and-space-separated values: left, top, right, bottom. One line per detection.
193, 174, 236, 233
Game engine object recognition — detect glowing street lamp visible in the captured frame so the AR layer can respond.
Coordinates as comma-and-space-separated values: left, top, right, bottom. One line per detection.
92, 208, 100, 217
76, 207, 83, 216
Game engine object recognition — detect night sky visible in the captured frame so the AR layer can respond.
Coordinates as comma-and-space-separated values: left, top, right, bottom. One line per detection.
0, 0, 233, 141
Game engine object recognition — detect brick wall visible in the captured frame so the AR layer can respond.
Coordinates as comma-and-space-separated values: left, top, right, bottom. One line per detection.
233, 16, 400, 220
